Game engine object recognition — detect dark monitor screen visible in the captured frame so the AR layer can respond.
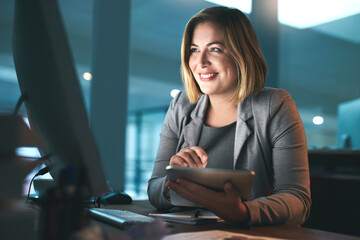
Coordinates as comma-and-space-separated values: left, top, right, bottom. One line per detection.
12, 0, 110, 196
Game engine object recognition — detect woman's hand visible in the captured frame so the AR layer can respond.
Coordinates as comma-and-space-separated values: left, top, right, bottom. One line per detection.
169, 146, 208, 168
166, 179, 249, 223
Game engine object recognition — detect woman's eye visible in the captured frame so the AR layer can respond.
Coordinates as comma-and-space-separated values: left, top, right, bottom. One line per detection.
190, 48, 198, 53
210, 47, 222, 52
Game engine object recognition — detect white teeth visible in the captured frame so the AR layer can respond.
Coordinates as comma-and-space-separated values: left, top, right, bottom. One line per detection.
200, 73, 215, 78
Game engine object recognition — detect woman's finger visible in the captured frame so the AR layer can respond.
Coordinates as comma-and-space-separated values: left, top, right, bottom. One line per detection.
188, 146, 208, 164
169, 155, 189, 167
178, 148, 203, 167
224, 182, 242, 200
169, 146, 208, 168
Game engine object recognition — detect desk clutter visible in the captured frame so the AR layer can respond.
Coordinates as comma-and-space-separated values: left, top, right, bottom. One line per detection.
149, 209, 223, 225
0, 114, 43, 240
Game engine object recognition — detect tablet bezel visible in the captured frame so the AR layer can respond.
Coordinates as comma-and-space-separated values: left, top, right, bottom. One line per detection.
166, 166, 255, 206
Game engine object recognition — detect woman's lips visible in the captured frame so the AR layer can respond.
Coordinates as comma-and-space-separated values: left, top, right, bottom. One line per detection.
199, 72, 218, 81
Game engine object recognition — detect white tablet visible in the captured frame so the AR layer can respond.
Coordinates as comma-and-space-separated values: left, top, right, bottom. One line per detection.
166, 166, 255, 207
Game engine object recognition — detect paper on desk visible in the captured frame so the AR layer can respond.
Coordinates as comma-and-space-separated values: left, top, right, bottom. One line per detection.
162, 230, 286, 240
149, 209, 223, 225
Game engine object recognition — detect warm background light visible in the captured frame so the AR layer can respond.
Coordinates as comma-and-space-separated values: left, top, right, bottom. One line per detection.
83, 72, 92, 81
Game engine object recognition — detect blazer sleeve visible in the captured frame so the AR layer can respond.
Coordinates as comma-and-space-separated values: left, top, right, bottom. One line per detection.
147, 92, 185, 210
244, 89, 311, 225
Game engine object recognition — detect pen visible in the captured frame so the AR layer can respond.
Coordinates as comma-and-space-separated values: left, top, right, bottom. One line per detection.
191, 209, 200, 220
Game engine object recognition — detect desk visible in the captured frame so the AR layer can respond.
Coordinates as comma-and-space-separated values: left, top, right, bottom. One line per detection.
95, 200, 360, 240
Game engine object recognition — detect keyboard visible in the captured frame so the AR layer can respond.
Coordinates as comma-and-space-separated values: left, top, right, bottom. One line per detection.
87, 208, 155, 229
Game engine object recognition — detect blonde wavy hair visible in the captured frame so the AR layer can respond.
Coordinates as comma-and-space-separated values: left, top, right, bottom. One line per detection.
181, 6, 268, 103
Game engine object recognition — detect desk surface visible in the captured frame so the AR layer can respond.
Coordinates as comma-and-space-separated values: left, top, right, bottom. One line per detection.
97, 200, 360, 240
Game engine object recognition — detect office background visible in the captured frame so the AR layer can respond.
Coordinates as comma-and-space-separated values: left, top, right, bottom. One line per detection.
0, 0, 359, 234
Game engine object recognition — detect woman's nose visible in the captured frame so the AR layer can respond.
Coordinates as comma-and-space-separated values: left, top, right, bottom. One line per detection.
200, 51, 209, 67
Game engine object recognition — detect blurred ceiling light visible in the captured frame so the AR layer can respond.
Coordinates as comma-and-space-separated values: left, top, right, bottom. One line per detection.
278, 0, 360, 29
312, 116, 324, 125
83, 72, 92, 81
205, 0, 252, 14
170, 89, 181, 98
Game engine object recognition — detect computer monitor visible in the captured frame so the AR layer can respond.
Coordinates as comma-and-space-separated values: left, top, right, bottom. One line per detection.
12, 0, 110, 196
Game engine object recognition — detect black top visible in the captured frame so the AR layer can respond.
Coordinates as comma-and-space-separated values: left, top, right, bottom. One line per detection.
198, 121, 237, 170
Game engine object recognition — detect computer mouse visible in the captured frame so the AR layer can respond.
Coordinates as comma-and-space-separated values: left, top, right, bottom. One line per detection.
101, 192, 133, 205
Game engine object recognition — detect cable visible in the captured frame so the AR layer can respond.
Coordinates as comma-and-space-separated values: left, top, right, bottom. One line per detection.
27, 175, 37, 203
35, 166, 51, 176
26, 165, 51, 202
13, 92, 27, 115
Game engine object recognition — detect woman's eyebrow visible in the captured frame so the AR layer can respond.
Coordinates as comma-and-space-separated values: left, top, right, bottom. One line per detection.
207, 41, 225, 46
191, 41, 225, 47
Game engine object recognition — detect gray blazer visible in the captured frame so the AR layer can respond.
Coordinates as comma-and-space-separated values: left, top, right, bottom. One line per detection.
148, 88, 311, 225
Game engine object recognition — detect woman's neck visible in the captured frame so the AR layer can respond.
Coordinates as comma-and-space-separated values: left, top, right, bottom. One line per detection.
205, 96, 238, 127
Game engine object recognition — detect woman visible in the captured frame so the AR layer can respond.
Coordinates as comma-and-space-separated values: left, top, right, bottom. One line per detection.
147, 6, 311, 226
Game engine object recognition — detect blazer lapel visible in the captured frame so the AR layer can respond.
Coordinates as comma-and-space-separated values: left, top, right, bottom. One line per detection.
183, 118, 202, 147
233, 95, 253, 168
183, 94, 209, 147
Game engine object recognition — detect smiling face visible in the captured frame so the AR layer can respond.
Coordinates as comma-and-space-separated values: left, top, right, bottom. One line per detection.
188, 21, 238, 101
